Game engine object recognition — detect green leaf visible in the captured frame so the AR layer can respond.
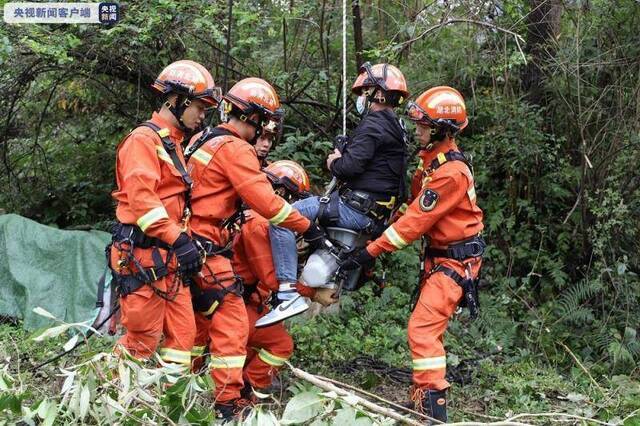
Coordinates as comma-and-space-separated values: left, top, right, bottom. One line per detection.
43, 401, 58, 426
333, 406, 358, 425
79, 385, 90, 420
32, 307, 57, 320
32, 324, 72, 341
0, 371, 12, 391
61, 371, 75, 395
63, 334, 80, 352
0, 394, 21, 413
255, 408, 279, 426
118, 361, 130, 396
37, 399, 50, 418
280, 391, 325, 424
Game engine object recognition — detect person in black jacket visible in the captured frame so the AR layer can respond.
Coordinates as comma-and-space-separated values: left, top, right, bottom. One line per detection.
256, 63, 409, 327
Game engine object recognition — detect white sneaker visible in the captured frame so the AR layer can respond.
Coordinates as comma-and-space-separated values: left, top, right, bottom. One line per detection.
255, 296, 309, 328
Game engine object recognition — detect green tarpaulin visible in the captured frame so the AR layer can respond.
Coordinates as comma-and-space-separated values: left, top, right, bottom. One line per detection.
0, 214, 110, 330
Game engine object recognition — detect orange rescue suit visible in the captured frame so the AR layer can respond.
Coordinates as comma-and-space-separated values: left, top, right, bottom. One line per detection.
367, 139, 483, 391
110, 112, 195, 366
187, 123, 310, 403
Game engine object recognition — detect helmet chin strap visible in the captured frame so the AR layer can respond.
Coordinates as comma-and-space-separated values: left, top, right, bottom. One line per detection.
227, 105, 263, 145
165, 96, 193, 132
249, 124, 263, 145
247, 117, 276, 146
422, 130, 448, 151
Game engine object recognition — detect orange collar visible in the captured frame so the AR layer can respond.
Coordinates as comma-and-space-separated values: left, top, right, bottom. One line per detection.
150, 112, 184, 141
420, 139, 459, 168
217, 122, 243, 139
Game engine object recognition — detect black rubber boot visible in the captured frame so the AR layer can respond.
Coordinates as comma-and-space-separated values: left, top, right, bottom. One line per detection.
423, 389, 447, 423
214, 398, 252, 423
240, 381, 254, 401
214, 401, 235, 423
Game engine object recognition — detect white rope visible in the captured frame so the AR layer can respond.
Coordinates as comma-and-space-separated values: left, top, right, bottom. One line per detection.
342, 0, 347, 136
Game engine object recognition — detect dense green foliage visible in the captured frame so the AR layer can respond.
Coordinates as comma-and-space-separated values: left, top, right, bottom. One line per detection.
1, 0, 639, 423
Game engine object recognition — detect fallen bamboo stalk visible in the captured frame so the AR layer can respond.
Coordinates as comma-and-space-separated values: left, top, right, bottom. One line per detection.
505, 412, 614, 425
286, 361, 432, 425
313, 373, 431, 421
313, 374, 537, 426
287, 363, 608, 426
558, 342, 606, 398
445, 423, 532, 426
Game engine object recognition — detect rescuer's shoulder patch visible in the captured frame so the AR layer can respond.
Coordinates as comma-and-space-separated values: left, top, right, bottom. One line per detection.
419, 189, 439, 211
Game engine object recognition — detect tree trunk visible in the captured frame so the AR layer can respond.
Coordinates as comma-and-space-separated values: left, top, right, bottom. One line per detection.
521, 0, 563, 105
352, 0, 364, 69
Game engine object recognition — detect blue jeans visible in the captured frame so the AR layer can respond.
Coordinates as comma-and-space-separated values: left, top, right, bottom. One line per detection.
269, 195, 373, 283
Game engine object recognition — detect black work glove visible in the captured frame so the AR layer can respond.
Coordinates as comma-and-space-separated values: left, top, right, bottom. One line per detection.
341, 247, 375, 271
302, 222, 327, 251
173, 233, 203, 276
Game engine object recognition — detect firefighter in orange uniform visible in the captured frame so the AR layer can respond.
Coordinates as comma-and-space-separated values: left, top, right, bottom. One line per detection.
341, 87, 485, 422
185, 78, 326, 421
231, 161, 337, 398
109, 60, 221, 366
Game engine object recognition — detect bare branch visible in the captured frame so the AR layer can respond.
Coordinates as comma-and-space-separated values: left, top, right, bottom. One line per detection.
396, 18, 526, 59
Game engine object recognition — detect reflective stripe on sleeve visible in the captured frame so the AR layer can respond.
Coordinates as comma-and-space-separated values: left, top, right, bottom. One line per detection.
191, 149, 213, 166
136, 206, 169, 231
269, 202, 293, 225
383, 225, 408, 249
158, 348, 191, 365
412, 356, 446, 371
258, 349, 288, 367
209, 355, 246, 369
156, 145, 173, 165
467, 185, 476, 201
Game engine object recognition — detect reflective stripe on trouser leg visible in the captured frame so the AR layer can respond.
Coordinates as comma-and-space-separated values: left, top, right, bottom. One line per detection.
159, 348, 192, 365
210, 355, 247, 369
258, 349, 288, 367
407, 271, 462, 391
192, 312, 212, 372
160, 278, 196, 366
412, 356, 447, 371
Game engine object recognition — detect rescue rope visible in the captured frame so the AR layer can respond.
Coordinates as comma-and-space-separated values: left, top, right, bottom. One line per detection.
322, 0, 347, 197
342, 0, 347, 136
223, 0, 233, 92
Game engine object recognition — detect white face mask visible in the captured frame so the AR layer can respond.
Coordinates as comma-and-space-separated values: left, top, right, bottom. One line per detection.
355, 95, 369, 116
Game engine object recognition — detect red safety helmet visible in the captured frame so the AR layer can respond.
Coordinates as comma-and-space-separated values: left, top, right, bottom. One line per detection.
264, 160, 310, 196
352, 62, 409, 106
152, 60, 222, 107
406, 86, 468, 135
